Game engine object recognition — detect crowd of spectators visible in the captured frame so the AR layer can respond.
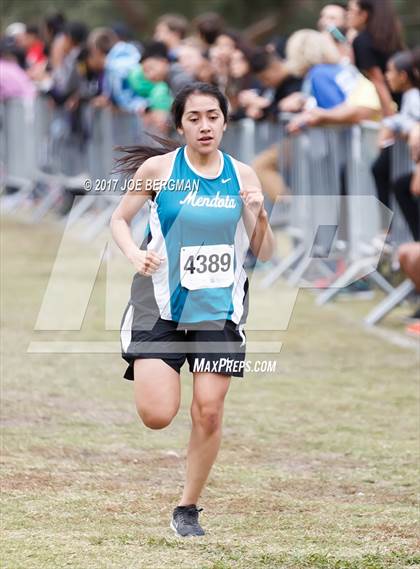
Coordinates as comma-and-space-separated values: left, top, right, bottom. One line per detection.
2, 3, 418, 131
1, 1, 419, 334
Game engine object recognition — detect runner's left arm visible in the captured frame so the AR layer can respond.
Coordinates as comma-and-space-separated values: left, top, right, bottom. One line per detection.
237, 162, 276, 262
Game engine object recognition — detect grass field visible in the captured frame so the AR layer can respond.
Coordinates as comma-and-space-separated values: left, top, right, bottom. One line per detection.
1, 216, 419, 569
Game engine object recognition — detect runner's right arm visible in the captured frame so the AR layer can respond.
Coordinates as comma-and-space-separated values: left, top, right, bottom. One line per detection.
110, 157, 163, 276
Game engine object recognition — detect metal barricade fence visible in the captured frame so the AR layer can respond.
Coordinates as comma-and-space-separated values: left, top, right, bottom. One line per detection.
221, 117, 290, 229
315, 123, 399, 306
33, 96, 55, 174
284, 125, 344, 286
1, 100, 417, 325
0, 96, 147, 234
363, 134, 417, 325
65, 106, 147, 239
1, 98, 37, 190
48, 107, 88, 177
221, 117, 282, 165
346, 123, 381, 258
261, 120, 383, 291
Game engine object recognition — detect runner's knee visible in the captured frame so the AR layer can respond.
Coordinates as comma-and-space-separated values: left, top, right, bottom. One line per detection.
191, 403, 223, 434
137, 407, 176, 430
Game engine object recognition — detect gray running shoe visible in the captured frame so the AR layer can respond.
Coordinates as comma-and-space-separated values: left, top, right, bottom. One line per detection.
170, 504, 205, 537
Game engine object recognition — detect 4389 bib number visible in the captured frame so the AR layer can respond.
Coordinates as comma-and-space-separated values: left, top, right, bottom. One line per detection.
180, 244, 234, 290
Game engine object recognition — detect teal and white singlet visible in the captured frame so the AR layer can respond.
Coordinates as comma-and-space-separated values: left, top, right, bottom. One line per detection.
146, 145, 249, 325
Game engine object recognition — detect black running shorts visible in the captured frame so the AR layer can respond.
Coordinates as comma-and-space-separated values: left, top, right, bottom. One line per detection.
120, 315, 247, 381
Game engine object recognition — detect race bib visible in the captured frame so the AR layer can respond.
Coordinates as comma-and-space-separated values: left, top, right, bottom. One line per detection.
180, 244, 234, 290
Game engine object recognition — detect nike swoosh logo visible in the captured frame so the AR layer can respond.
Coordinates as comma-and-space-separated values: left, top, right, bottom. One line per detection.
221, 178, 231, 184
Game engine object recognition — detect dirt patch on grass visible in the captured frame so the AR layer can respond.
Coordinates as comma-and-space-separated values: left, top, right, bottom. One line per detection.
1, 399, 134, 428
1, 470, 72, 492
2, 445, 186, 494
24, 444, 184, 468
367, 522, 420, 542
267, 475, 417, 505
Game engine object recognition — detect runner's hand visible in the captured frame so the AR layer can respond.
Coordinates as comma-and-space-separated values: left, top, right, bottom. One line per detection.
129, 249, 164, 277
240, 186, 264, 217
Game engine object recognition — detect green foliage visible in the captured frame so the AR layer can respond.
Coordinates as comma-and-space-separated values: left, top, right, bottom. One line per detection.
2, 0, 419, 45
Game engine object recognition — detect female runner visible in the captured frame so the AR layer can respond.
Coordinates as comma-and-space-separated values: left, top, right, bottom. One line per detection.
110, 82, 275, 537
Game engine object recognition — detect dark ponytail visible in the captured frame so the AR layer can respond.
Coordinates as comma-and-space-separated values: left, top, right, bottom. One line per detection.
113, 133, 180, 177
113, 82, 228, 177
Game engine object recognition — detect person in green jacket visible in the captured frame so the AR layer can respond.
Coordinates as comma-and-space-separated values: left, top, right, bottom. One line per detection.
128, 65, 173, 133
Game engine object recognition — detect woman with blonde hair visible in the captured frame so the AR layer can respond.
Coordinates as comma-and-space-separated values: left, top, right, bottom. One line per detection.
282, 28, 381, 127
285, 29, 341, 78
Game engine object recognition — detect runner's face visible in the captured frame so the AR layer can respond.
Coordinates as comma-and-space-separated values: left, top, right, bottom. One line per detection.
179, 94, 226, 154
